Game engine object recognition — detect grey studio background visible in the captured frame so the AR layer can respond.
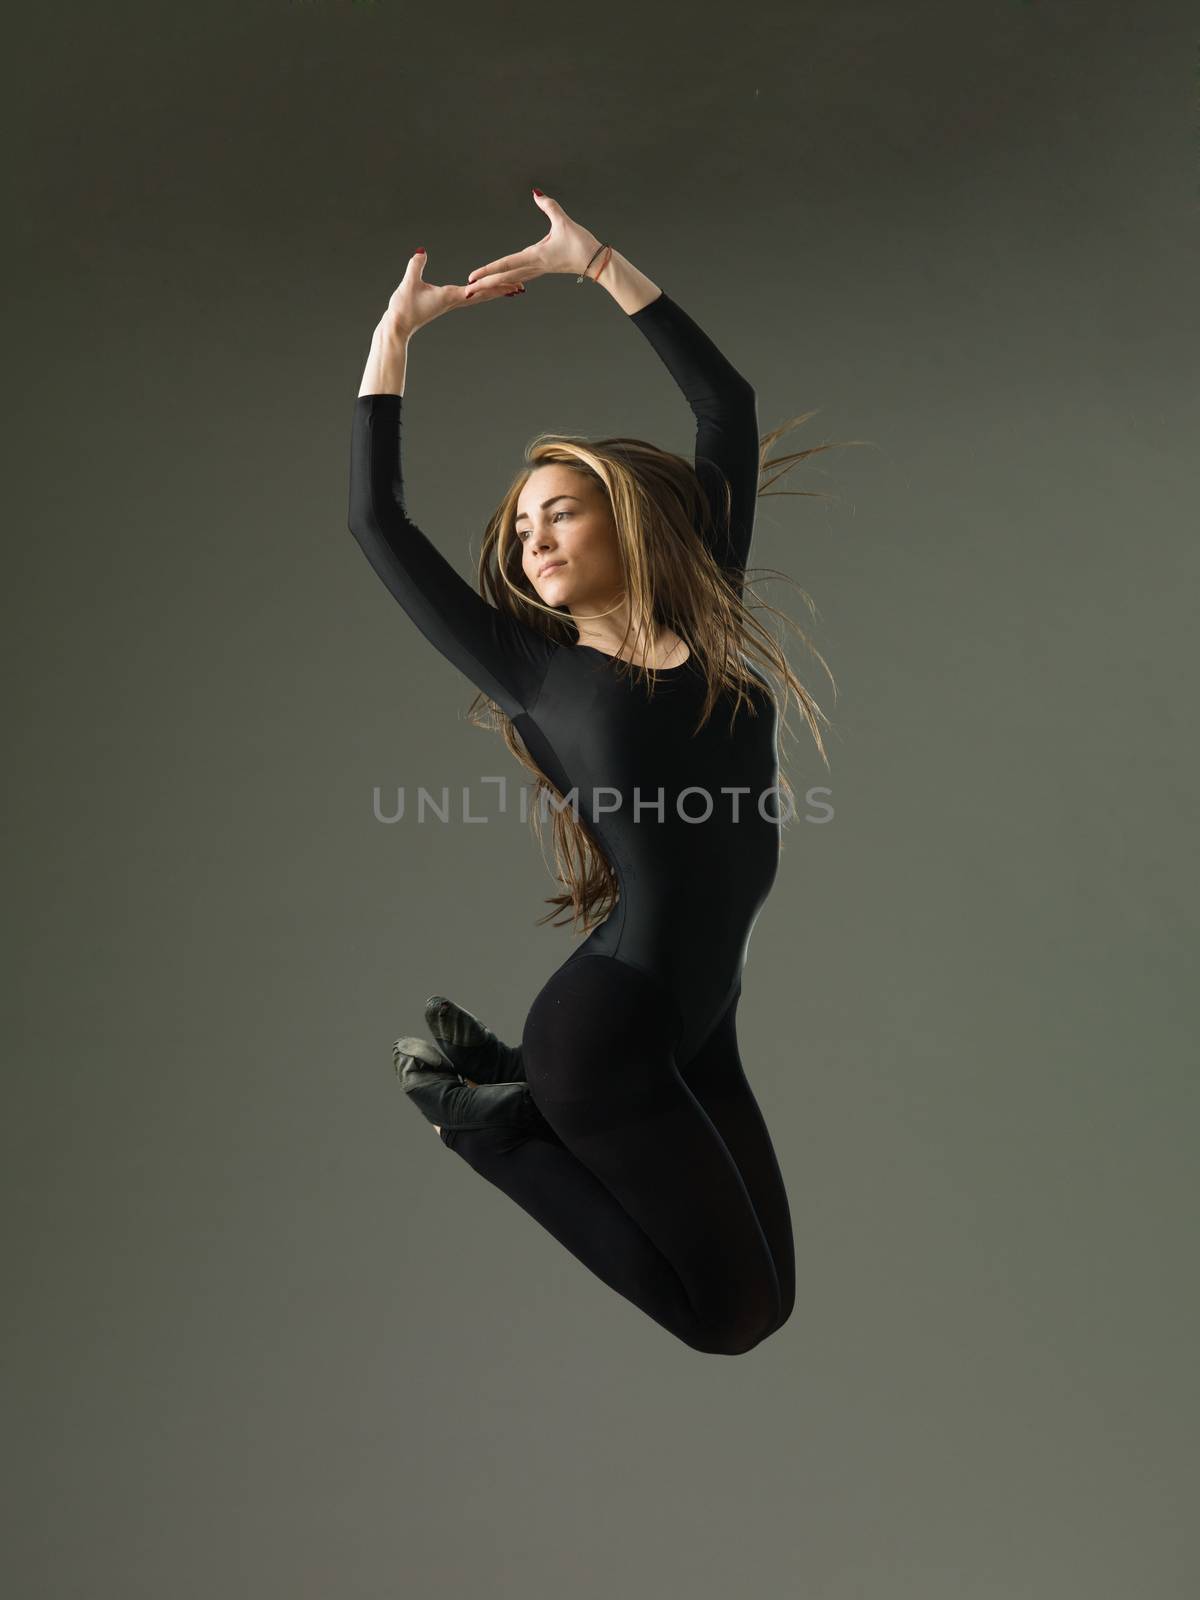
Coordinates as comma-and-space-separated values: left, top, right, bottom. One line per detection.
5, 2, 1196, 1596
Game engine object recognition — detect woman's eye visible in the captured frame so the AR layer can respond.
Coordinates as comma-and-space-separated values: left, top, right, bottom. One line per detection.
519, 511, 570, 541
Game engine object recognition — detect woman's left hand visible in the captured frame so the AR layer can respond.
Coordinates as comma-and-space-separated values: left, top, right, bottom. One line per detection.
464, 191, 602, 297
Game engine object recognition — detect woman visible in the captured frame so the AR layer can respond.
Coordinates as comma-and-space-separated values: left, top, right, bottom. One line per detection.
348, 191, 834, 1355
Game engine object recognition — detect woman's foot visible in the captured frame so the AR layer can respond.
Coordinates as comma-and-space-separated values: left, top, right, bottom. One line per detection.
390, 1036, 473, 1134
393, 1035, 543, 1136
424, 994, 526, 1084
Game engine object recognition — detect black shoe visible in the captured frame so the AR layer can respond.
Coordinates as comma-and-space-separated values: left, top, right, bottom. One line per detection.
423, 995, 526, 1084
393, 1035, 543, 1134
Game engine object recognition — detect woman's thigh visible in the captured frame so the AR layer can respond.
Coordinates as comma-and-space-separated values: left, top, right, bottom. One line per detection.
521, 952, 683, 1121
675, 984, 796, 1324
521, 953, 780, 1335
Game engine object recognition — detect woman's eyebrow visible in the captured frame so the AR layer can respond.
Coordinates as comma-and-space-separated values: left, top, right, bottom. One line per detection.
514, 494, 580, 525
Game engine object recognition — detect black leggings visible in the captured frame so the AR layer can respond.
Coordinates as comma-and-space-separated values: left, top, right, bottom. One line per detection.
439, 953, 795, 1355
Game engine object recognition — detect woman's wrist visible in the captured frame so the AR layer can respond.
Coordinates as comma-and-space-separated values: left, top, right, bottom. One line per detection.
378, 310, 414, 342
585, 246, 663, 316
571, 235, 605, 277
358, 316, 411, 398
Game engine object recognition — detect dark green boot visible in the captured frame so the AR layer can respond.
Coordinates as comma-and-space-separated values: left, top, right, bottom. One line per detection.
423, 995, 526, 1084
393, 1035, 542, 1133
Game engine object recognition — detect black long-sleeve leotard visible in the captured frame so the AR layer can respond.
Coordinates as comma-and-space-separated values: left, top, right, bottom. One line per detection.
347, 290, 778, 1066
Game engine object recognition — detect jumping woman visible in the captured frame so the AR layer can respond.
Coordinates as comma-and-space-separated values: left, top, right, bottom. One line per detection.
348, 190, 835, 1356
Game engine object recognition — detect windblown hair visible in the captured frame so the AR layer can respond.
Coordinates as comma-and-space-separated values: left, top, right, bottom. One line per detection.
464, 413, 862, 934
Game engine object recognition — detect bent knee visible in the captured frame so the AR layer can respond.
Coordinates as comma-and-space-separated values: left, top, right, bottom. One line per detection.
687, 1298, 785, 1357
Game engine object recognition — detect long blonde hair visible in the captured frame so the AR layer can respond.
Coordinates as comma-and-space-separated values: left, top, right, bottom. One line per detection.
465, 412, 860, 933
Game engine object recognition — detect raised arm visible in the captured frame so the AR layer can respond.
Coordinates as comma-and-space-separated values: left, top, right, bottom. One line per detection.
348, 309, 556, 722
624, 284, 760, 591
461, 201, 759, 592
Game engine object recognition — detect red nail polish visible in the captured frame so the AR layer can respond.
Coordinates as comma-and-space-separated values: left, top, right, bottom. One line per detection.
532, 188, 543, 197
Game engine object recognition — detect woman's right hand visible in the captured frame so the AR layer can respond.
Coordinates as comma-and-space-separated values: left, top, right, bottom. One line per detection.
382, 247, 522, 339
464, 191, 603, 298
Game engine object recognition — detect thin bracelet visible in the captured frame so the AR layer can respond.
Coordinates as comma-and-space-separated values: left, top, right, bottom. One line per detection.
577, 243, 614, 284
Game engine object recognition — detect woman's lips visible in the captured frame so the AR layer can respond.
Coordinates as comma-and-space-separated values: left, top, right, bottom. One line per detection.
540, 561, 566, 576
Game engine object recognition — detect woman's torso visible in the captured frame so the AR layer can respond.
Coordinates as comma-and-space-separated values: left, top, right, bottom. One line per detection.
515, 644, 781, 1062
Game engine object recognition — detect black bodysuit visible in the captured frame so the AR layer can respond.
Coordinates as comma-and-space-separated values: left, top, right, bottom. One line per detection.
348, 290, 794, 1354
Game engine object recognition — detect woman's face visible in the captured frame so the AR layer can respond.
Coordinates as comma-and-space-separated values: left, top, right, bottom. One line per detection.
516, 465, 623, 605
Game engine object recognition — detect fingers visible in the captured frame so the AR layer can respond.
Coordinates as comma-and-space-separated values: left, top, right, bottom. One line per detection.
465, 274, 523, 297
463, 278, 526, 302
466, 257, 522, 284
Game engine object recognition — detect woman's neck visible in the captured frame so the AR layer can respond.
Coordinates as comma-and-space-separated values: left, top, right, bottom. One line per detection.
574, 624, 689, 668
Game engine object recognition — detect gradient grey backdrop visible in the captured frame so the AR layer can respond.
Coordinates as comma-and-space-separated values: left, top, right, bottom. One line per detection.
6, 2, 1196, 1595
